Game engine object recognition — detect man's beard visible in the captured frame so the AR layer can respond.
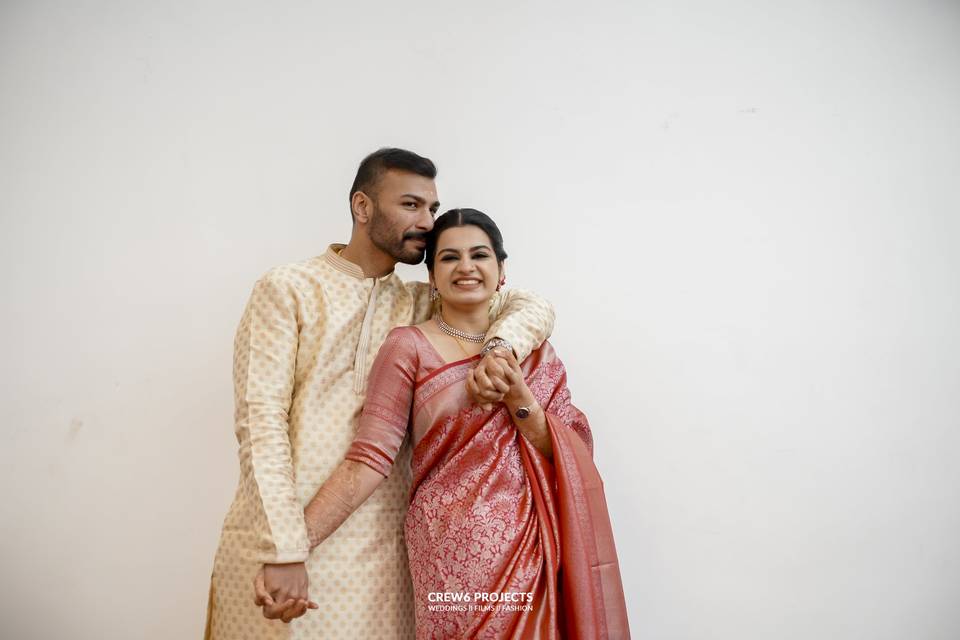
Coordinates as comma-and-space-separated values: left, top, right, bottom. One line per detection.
368, 203, 426, 265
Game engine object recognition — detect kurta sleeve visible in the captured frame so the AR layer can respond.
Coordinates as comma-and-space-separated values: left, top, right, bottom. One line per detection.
486, 288, 556, 361
233, 272, 310, 564
345, 327, 418, 477
405, 280, 435, 324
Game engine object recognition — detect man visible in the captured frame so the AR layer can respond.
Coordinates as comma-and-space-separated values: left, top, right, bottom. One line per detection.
205, 148, 554, 639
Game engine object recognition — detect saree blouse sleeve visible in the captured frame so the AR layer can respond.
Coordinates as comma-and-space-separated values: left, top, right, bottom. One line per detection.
345, 327, 418, 477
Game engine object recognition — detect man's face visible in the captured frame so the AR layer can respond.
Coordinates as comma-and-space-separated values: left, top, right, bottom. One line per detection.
366, 169, 440, 265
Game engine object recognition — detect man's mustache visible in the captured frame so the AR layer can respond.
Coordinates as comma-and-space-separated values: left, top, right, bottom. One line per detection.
404, 232, 428, 242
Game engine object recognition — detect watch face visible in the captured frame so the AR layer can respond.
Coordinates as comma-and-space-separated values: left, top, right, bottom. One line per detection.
516, 407, 530, 419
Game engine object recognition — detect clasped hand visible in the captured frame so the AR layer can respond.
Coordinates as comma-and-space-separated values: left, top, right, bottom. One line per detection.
253, 562, 318, 623
251, 351, 529, 623
466, 347, 531, 409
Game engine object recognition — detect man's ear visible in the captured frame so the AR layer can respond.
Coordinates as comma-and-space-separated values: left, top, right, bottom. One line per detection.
351, 191, 372, 224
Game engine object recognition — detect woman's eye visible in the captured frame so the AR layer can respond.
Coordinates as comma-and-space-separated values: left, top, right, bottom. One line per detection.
472, 253, 490, 259
441, 256, 458, 261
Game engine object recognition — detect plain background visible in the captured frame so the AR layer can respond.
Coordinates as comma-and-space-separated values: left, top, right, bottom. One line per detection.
2, 1, 959, 638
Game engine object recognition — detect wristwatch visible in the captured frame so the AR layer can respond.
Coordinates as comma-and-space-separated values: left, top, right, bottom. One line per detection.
515, 406, 532, 419
480, 337, 513, 358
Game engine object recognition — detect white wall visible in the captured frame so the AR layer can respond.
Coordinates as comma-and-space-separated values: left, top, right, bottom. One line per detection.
2, 1, 959, 638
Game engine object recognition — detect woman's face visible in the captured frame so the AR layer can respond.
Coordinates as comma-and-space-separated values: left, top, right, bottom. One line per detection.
431, 225, 503, 308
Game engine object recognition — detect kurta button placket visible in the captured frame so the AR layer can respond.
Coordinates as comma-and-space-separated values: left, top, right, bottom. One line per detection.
353, 277, 381, 394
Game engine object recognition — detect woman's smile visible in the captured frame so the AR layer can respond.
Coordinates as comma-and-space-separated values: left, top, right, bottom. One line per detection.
452, 277, 483, 289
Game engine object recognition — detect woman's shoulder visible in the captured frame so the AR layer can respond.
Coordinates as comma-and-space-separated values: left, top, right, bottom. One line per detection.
388, 324, 423, 338
384, 324, 424, 345
382, 325, 424, 357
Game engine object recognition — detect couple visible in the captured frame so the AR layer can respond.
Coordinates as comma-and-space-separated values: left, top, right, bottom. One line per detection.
205, 148, 629, 639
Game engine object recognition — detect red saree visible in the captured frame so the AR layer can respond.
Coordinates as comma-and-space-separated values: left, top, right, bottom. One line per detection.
346, 326, 630, 639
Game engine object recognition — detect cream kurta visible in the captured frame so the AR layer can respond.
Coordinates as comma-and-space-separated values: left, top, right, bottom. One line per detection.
206, 245, 554, 640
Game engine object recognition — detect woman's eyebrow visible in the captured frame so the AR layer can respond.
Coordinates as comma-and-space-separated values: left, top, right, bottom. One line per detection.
437, 245, 492, 254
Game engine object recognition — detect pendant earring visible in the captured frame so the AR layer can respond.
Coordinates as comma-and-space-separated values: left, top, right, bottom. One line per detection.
430, 286, 439, 301
496, 276, 506, 292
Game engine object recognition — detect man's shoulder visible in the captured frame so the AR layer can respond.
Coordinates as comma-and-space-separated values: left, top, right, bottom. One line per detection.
256, 255, 328, 288
401, 278, 429, 293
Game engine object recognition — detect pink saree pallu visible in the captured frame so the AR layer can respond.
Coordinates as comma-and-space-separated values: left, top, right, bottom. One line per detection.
348, 328, 630, 639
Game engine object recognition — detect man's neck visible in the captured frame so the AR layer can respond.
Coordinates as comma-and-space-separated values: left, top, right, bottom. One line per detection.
339, 237, 396, 279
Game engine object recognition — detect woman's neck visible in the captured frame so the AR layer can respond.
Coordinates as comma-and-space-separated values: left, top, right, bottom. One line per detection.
436, 301, 490, 335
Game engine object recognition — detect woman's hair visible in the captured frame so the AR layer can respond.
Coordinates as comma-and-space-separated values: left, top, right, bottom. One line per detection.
424, 208, 508, 272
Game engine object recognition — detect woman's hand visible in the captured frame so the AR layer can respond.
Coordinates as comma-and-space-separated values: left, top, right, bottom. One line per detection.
467, 348, 512, 410
494, 351, 536, 409
494, 352, 553, 459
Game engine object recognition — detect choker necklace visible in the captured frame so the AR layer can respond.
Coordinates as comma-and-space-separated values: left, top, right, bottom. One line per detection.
435, 314, 487, 343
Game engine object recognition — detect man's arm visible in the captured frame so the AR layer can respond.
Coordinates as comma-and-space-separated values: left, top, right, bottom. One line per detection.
406, 281, 556, 359
406, 280, 435, 324
234, 273, 311, 564
486, 288, 556, 361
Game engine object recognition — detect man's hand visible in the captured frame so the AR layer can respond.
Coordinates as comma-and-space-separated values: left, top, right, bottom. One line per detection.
253, 563, 318, 623
467, 348, 512, 410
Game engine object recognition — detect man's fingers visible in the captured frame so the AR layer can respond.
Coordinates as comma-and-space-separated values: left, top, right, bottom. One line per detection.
490, 375, 511, 393
273, 589, 292, 608
473, 365, 494, 394
497, 365, 520, 386
253, 570, 274, 607
254, 592, 275, 607
493, 352, 522, 373
493, 356, 524, 385
478, 366, 510, 394
480, 357, 507, 381
469, 371, 500, 404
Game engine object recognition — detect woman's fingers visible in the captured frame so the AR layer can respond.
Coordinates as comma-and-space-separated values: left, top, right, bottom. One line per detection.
472, 362, 495, 394
281, 599, 309, 623
466, 370, 492, 410
494, 355, 523, 384
472, 365, 505, 403
262, 598, 295, 620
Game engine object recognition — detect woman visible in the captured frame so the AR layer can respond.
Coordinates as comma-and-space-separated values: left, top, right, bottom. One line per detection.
266, 209, 630, 638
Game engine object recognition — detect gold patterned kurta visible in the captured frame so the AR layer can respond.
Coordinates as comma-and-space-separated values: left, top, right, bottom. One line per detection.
205, 245, 555, 640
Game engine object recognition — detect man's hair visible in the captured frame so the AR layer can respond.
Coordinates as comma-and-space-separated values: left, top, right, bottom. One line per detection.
349, 147, 437, 220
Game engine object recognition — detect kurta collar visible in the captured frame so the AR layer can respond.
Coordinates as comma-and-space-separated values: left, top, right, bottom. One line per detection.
324, 244, 395, 282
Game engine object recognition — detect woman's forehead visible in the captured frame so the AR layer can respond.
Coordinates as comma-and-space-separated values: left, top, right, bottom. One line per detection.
437, 225, 492, 251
